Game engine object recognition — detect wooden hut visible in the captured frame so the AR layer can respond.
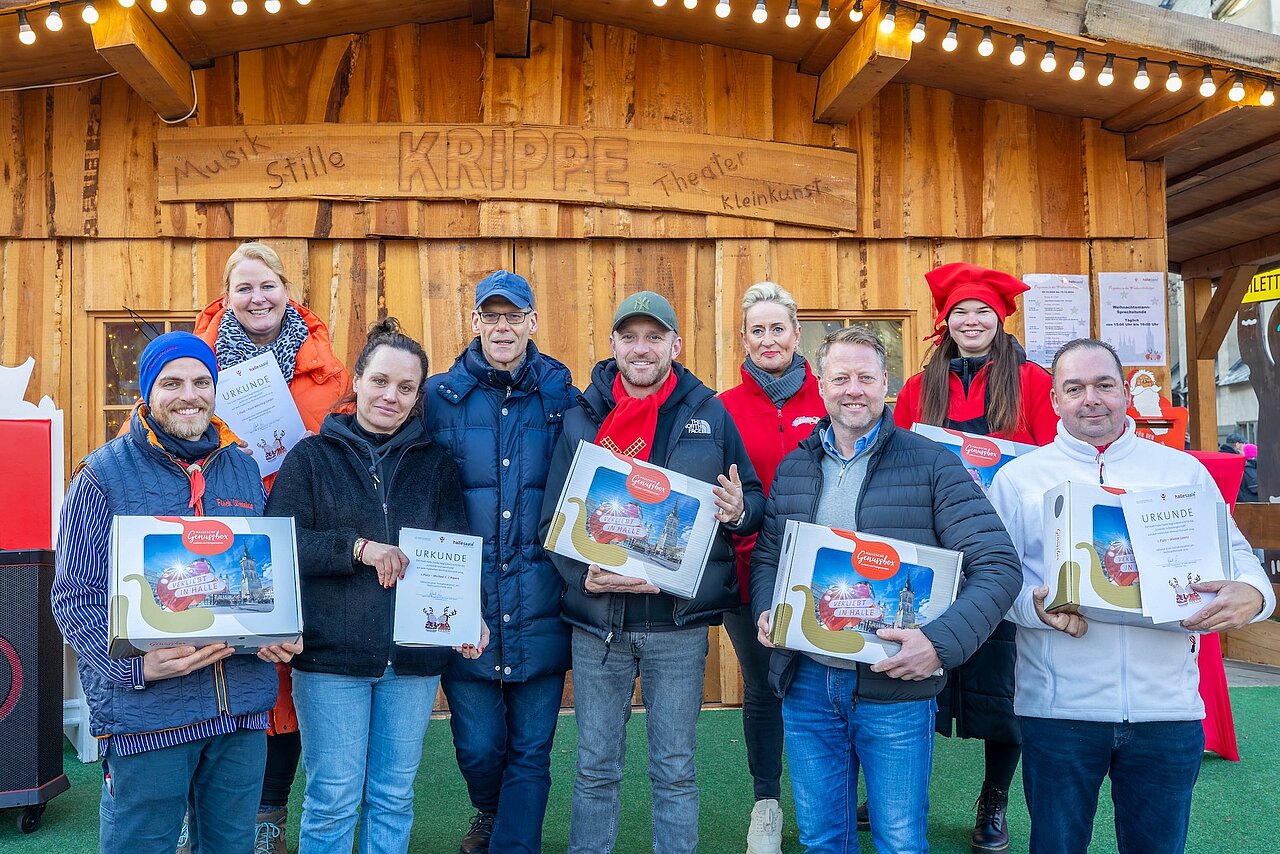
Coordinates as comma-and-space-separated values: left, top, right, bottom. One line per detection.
3, 0, 1279, 690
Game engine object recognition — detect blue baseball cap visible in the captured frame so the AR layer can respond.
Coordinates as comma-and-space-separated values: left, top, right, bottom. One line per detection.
474, 270, 535, 311
138, 331, 219, 403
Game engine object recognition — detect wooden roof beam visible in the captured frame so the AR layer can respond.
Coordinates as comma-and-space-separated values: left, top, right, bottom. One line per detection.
1125, 79, 1263, 162
1167, 131, 1280, 195
1179, 230, 1280, 279
814, 5, 912, 125
1194, 264, 1258, 360
493, 0, 531, 58
1169, 180, 1280, 235
798, 0, 880, 76
91, 4, 194, 121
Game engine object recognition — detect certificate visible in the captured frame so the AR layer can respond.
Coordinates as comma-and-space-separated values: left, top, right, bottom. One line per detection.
214, 351, 307, 477
1119, 486, 1227, 624
394, 527, 483, 647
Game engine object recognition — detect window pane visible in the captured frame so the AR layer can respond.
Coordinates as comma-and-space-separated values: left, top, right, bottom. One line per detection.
105, 410, 129, 442
104, 322, 149, 406
797, 319, 907, 396
170, 321, 195, 334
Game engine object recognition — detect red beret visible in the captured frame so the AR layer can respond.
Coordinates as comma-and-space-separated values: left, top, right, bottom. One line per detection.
925, 262, 1029, 342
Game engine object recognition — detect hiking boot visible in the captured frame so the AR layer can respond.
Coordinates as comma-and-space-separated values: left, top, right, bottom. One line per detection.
254, 806, 288, 854
856, 800, 870, 832
746, 798, 783, 854
176, 810, 191, 854
970, 781, 1010, 852
459, 810, 496, 854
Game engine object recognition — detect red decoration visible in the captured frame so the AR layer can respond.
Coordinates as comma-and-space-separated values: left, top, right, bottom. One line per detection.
1101, 541, 1139, 587
155, 558, 227, 612
588, 502, 645, 545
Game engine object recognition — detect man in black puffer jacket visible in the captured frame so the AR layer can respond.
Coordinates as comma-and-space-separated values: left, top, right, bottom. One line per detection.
749, 327, 1021, 854
539, 291, 764, 854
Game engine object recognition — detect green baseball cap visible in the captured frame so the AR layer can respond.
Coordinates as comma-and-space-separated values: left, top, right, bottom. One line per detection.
612, 291, 679, 333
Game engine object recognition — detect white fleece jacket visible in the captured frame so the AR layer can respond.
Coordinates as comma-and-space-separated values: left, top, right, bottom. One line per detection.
988, 418, 1274, 723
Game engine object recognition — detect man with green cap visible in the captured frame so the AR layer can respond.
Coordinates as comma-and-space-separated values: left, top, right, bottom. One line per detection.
540, 290, 765, 853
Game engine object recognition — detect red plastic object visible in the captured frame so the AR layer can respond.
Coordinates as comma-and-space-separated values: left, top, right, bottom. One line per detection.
0, 419, 53, 550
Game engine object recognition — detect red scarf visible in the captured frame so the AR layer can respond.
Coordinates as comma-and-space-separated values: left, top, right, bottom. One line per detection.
595, 371, 678, 461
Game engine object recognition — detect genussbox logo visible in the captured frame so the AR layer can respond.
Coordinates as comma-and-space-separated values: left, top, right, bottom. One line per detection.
832, 529, 901, 581
155, 516, 235, 555
944, 429, 1001, 468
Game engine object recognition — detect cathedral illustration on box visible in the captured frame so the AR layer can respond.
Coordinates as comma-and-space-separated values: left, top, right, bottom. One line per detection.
809, 546, 935, 634
142, 534, 276, 614
582, 467, 700, 574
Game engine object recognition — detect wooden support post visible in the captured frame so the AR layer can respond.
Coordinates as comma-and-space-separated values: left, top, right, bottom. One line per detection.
1183, 276, 1217, 450
814, 6, 912, 124
493, 0, 532, 58
91, 4, 194, 121
1194, 264, 1258, 360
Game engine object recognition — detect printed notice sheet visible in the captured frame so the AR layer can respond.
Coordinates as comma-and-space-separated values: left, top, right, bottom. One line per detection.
394, 528, 483, 647
543, 440, 720, 600
1119, 486, 1225, 623
214, 351, 307, 477
1099, 272, 1167, 366
1022, 274, 1091, 367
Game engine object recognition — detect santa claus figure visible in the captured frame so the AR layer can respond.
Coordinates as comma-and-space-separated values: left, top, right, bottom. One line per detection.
1128, 369, 1168, 437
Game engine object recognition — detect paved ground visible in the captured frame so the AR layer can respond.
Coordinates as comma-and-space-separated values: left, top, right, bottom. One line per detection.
1225, 659, 1280, 687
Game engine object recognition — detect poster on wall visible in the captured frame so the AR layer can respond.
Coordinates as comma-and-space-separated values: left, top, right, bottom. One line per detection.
1022, 274, 1091, 367
1099, 272, 1167, 366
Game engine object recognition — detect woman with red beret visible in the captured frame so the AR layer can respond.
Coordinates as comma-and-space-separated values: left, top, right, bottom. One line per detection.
891, 262, 1056, 853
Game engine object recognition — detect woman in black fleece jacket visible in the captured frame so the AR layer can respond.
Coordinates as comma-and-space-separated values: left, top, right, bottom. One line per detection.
266, 319, 481, 854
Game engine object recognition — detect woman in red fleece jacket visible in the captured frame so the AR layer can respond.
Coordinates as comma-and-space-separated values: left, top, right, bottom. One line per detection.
719, 282, 825, 854
892, 262, 1055, 854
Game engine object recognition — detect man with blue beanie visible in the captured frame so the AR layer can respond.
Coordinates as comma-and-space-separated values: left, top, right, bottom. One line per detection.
52, 331, 302, 854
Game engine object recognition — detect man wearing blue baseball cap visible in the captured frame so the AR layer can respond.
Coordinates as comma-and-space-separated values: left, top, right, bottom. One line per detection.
424, 271, 577, 854
52, 331, 301, 854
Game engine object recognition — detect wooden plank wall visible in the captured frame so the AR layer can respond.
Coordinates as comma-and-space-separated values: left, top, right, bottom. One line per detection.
0, 16, 1170, 705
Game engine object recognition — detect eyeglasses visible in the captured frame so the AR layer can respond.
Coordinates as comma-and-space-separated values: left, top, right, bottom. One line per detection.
477, 310, 531, 325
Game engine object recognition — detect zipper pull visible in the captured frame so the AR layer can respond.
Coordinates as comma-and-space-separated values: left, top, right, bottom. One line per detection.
1097, 451, 1104, 484
369, 466, 380, 486
778, 406, 784, 433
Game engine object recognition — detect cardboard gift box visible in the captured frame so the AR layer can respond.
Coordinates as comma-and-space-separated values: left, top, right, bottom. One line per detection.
768, 520, 964, 666
109, 515, 302, 656
910, 423, 1037, 495
544, 440, 720, 600
1043, 481, 1229, 629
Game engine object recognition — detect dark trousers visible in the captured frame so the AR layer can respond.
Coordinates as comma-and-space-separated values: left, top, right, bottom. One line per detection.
1021, 716, 1204, 854
723, 602, 784, 801
260, 730, 302, 807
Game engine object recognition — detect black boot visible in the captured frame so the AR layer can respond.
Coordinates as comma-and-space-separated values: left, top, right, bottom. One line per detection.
459, 811, 496, 854
970, 781, 1010, 852
856, 800, 870, 832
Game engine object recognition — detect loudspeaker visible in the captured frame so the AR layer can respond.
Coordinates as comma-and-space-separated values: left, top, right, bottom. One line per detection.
0, 549, 70, 820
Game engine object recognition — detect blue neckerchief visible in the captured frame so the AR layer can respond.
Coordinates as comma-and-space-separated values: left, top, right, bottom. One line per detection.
821, 419, 881, 466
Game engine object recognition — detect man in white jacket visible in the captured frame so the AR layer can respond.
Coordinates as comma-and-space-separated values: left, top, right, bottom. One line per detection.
988, 338, 1274, 854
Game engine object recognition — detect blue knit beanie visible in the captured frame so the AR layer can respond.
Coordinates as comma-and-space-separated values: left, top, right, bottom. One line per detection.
138, 332, 219, 403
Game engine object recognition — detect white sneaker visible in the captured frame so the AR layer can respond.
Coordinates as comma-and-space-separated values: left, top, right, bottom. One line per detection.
746, 798, 783, 854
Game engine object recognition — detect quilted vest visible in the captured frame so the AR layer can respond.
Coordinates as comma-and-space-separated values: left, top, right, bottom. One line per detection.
76, 411, 276, 737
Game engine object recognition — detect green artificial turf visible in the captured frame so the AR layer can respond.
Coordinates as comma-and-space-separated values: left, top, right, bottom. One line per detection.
3, 687, 1277, 853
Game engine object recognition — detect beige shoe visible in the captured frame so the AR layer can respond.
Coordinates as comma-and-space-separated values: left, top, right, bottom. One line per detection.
254, 807, 288, 854
746, 798, 783, 854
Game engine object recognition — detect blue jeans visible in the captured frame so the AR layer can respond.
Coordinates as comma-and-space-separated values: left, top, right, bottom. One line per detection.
100, 728, 266, 854
782, 656, 935, 854
291, 666, 439, 854
568, 626, 708, 854
1021, 716, 1204, 854
442, 671, 565, 853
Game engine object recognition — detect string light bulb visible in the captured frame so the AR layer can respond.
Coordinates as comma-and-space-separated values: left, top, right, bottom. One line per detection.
909, 10, 926, 43
232, 0, 248, 13
1069, 48, 1086, 80
942, 19, 958, 53
1229, 71, 1245, 101
189, 0, 206, 11
1262, 80, 1276, 107
266, 0, 281, 11
880, 2, 897, 34
785, 0, 800, 28
1098, 53, 1115, 86
150, 0, 166, 11
118, 0, 135, 7
715, 0, 730, 18
683, 0, 697, 9
816, 0, 831, 30
1166, 61, 1182, 92
82, 0, 99, 23
1009, 35, 1026, 66
18, 10, 35, 44
1039, 41, 1056, 73
1134, 58, 1150, 89
1199, 66, 1216, 97
849, 0, 864, 23
752, 0, 766, 23
45, 2, 63, 31
977, 26, 994, 57
296, 0, 311, 5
